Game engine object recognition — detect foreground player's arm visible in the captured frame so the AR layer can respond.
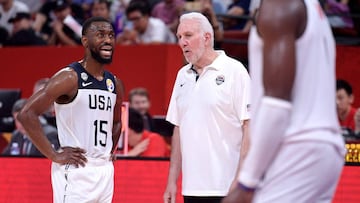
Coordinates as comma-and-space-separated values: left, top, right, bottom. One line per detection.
111, 77, 124, 157
240, 0, 306, 191
163, 126, 181, 203
17, 68, 87, 167
223, 0, 306, 202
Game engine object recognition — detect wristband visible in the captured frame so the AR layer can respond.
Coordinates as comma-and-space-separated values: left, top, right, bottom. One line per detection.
238, 182, 256, 192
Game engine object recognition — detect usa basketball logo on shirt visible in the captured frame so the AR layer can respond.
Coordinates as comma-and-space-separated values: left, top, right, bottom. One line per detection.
106, 79, 114, 92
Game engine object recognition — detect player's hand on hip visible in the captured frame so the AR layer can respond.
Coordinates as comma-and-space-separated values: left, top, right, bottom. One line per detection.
163, 182, 177, 203
54, 146, 88, 167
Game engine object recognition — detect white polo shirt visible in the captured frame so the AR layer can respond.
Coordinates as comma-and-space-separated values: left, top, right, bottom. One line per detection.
166, 51, 251, 196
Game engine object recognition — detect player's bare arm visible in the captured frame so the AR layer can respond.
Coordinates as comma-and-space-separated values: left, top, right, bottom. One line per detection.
223, 1, 306, 203
110, 77, 124, 159
18, 67, 87, 167
259, 0, 306, 100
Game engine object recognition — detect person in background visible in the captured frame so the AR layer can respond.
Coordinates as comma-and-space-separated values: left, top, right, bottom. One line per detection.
5, 11, 47, 46
337, 79, 357, 133
129, 87, 155, 132
354, 108, 360, 138
199, 0, 224, 48
116, 0, 176, 44
32, 0, 85, 45
222, 0, 250, 30
48, 0, 83, 46
324, 0, 353, 28
126, 108, 169, 157
223, 0, 345, 202
0, 26, 9, 47
90, 0, 112, 21
164, 12, 251, 203
2, 98, 59, 157
151, 0, 184, 34
0, 0, 29, 34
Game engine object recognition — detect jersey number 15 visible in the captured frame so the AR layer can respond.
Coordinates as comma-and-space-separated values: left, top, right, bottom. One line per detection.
94, 120, 108, 147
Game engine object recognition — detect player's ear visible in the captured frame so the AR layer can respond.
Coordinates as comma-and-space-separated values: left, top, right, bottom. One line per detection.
81, 36, 88, 48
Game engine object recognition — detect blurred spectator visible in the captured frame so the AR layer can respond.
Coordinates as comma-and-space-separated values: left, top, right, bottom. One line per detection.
90, 0, 119, 35
47, 0, 82, 46
349, 0, 360, 36
17, 0, 43, 14
126, 108, 169, 157
325, 0, 353, 28
211, 0, 226, 14
336, 79, 357, 133
354, 108, 360, 136
109, 0, 130, 22
0, 0, 29, 34
32, 0, 85, 44
183, 0, 223, 47
199, 0, 223, 47
129, 87, 155, 132
2, 99, 59, 157
116, 0, 176, 44
5, 12, 47, 46
0, 26, 9, 47
151, 0, 184, 34
72, 0, 94, 18
241, 0, 260, 33
222, 0, 250, 30
90, 0, 111, 20
33, 78, 56, 127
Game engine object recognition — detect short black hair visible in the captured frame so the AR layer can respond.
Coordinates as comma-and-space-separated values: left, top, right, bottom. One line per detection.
82, 16, 112, 36
336, 79, 353, 96
128, 108, 144, 133
126, 0, 151, 16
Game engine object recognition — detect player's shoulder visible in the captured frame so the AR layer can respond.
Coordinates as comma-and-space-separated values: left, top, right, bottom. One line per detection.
53, 66, 78, 80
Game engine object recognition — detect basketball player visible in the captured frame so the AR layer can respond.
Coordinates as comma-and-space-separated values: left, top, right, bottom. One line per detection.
222, 0, 345, 202
17, 17, 124, 203
164, 12, 251, 203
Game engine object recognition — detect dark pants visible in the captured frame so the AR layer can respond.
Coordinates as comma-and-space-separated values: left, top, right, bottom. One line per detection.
183, 196, 224, 203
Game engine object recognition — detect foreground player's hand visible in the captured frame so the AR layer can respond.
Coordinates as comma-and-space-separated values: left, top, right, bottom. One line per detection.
54, 147, 87, 167
222, 185, 254, 203
163, 182, 177, 203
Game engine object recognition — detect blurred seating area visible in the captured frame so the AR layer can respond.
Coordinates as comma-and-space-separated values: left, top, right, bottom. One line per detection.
1, 0, 360, 48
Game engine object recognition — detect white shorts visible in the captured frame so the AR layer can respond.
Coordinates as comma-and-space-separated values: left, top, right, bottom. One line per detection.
253, 131, 345, 203
51, 157, 114, 203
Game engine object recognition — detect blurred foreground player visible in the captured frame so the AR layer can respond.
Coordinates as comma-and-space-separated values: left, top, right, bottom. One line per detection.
17, 17, 124, 203
223, 0, 345, 202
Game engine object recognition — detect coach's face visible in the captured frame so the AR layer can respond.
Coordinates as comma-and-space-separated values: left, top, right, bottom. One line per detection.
177, 19, 206, 64
85, 21, 115, 64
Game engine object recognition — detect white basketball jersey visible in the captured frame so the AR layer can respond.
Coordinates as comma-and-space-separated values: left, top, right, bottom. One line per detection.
249, 0, 340, 140
54, 62, 117, 159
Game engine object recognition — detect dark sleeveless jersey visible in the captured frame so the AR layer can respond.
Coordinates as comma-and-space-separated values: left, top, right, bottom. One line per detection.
54, 62, 117, 159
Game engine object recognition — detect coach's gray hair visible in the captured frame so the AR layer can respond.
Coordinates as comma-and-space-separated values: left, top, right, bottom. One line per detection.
180, 12, 214, 47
